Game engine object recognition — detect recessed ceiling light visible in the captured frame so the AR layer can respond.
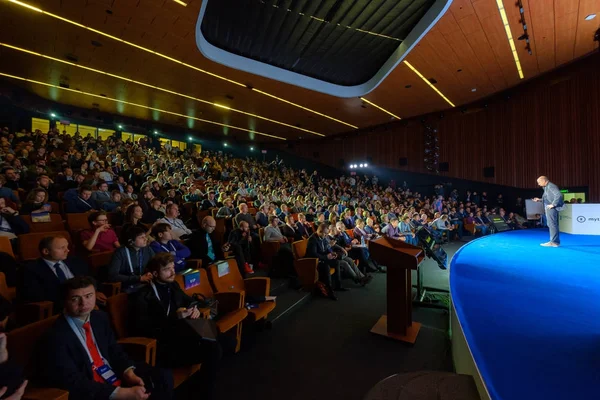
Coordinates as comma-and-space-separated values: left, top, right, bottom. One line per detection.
471, 88, 477, 92
585, 14, 596, 21
173, 0, 188, 6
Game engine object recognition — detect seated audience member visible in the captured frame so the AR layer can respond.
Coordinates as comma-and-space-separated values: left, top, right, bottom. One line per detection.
306, 224, 344, 300
65, 185, 98, 213
276, 203, 290, 221
364, 217, 379, 236
381, 217, 404, 241
20, 188, 52, 215
234, 204, 258, 231
120, 204, 147, 240
332, 221, 371, 272
2, 167, 22, 191
226, 221, 255, 276
295, 213, 313, 238
189, 216, 224, 267
36, 174, 58, 202
129, 254, 220, 400
81, 211, 121, 252
262, 216, 285, 243
0, 175, 20, 206
156, 203, 192, 240
215, 198, 235, 219
399, 216, 419, 245
314, 213, 326, 227
281, 214, 302, 241
201, 191, 219, 210
39, 276, 174, 400
91, 180, 111, 209
19, 236, 106, 312
353, 218, 376, 241
473, 212, 489, 235
0, 332, 29, 398
107, 227, 154, 292
304, 207, 316, 222
149, 223, 191, 272
101, 190, 122, 212
142, 198, 164, 224
342, 209, 355, 229
0, 197, 29, 240
254, 204, 269, 227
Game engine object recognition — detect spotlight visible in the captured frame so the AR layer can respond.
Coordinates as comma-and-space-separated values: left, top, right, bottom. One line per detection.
364, 163, 368, 167
250, 146, 254, 151
154, 130, 158, 135
359, 164, 364, 168
50, 112, 56, 118
118, 125, 123, 129
188, 136, 193, 141
224, 142, 228, 147
349, 165, 354, 169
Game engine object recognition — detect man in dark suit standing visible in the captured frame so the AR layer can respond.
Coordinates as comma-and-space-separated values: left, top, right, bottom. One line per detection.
129, 254, 221, 400
38, 276, 173, 400
19, 236, 106, 312
533, 175, 565, 247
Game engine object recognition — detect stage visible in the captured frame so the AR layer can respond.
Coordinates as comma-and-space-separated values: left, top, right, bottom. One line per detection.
450, 229, 600, 400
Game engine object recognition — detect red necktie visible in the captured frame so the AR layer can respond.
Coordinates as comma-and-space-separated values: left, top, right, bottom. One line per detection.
83, 321, 120, 386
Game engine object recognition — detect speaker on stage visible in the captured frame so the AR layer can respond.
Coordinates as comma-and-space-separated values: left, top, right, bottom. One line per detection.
488, 214, 511, 232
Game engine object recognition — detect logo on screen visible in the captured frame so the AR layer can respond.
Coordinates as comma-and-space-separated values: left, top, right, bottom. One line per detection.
577, 216, 586, 223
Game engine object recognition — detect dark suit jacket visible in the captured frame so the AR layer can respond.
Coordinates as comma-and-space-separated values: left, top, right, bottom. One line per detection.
201, 199, 219, 210
295, 221, 312, 238
19, 257, 89, 310
39, 311, 134, 400
189, 229, 223, 268
281, 224, 302, 241
306, 234, 332, 262
0, 212, 30, 235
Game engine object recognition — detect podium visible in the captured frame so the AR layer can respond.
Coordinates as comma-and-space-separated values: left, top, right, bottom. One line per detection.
368, 237, 424, 343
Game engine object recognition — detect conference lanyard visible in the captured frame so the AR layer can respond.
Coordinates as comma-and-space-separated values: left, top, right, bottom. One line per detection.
65, 316, 111, 367
160, 242, 176, 253
125, 249, 143, 275
78, 197, 92, 208
149, 281, 171, 316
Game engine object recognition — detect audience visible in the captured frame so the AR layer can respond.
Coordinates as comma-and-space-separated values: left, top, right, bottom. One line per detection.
81, 211, 120, 252
149, 223, 191, 272
107, 226, 154, 292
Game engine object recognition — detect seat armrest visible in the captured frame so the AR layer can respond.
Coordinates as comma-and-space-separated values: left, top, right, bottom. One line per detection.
118, 337, 157, 366
186, 259, 202, 270
198, 307, 211, 319
214, 290, 245, 314
23, 388, 69, 400
5, 286, 16, 302
99, 282, 121, 297
243, 277, 270, 297
294, 258, 319, 288
18, 301, 54, 325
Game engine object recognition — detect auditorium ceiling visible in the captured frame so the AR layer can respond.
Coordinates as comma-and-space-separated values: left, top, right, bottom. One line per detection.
0, 0, 599, 142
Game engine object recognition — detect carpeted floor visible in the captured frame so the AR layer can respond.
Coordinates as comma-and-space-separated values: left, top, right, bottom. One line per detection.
451, 229, 600, 400
208, 240, 469, 400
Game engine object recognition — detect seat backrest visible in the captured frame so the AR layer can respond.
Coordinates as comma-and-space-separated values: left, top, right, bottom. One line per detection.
345, 229, 354, 239
21, 214, 66, 233
106, 212, 120, 226
106, 292, 129, 339
66, 212, 92, 233
175, 269, 213, 298
19, 231, 73, 261
7, 315, 59, 375
0, 272, 13, 300
292, 239, 308, 259
48, 201, 60, 214
208, 259, 244, 293
0, 235, 15, 258
88, 251, 115, 277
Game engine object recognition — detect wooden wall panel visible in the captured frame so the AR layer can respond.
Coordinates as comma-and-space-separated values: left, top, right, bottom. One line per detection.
282, 52, 600, 201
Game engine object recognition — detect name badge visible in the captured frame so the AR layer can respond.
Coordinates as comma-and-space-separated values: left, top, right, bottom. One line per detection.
95, 364, 120, 385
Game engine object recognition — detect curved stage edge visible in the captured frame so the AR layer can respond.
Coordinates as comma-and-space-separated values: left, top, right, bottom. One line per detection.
449, 229, 600, 400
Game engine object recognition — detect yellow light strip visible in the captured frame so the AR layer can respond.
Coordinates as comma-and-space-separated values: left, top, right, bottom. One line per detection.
403, 60, 456, 108
0, 43, 325, 137
172, 0, 187, 6
495, 0, 524, 79
5, 0, 357, 129
359, 97, 401, 120
0, 71, 286, 140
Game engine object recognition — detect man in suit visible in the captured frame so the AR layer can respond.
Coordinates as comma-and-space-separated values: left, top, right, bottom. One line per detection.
306, 224, 344, 300
65, 185, 98, 213
19, 236, 106, 312
226, 221, 256, 276
533, 175, 565, 247
38, 276, 173, 400
281, 215, 303, 241
188, 216, 223, 268
128, 254, 221, 400
200, 191, 219, 210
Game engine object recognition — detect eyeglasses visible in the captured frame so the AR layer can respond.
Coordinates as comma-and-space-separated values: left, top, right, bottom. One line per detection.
96, 218, 108, 222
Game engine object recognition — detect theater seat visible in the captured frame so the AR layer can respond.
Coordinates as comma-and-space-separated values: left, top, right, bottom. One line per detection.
21, 214, 65, 233
6, 315, 69, 400
463, 218, 476, 235
292, 239, 334, 291
0, 235, 15, 258
87, 251, 121, 297
207, 259, 275, 323
66, 212, 93, 232
175, 269, 247, 353
106, 293, 201, 388
18, 231, 73, 261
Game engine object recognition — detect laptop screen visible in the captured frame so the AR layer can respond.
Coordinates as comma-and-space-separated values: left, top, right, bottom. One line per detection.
183, 271, 200, 290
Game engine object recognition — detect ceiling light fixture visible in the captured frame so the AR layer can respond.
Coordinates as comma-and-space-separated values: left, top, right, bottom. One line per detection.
0, 43, 325, 137
0, 71, 286, 141
4, 0, 357, 130
172, 0, 187, 6
403, 61, 456, 107
585, 14, 596, 21
359, 97, 401, 120
495, 0, 524, 79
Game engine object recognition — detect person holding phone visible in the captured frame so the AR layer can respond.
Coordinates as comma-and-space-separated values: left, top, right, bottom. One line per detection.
129, 253, 222, 400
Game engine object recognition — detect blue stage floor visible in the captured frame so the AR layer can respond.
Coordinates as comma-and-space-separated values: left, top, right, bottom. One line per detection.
450, 229, 600, 400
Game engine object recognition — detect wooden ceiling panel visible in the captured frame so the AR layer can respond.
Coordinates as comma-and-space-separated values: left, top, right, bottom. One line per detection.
0, 0, 597, 142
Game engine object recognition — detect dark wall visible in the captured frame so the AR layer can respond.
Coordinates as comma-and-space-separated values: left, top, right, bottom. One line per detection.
277, 52, 600, 201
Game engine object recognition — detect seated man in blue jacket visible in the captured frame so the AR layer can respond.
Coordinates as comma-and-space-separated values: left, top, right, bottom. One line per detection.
65, 184, 98, 213
149, 223, 191, 272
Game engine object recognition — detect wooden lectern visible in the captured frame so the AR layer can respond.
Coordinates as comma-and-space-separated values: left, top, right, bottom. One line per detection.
369, 236, 424, 343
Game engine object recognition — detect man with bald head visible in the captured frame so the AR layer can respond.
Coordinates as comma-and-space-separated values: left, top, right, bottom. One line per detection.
189, 216, 224, 267
533, 175, 564, 247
